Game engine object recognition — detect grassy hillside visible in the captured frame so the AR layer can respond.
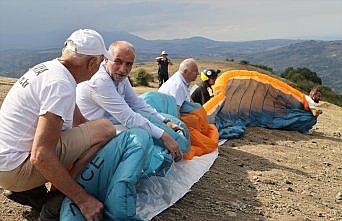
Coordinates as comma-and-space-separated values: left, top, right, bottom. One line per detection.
2, 39, 341, 93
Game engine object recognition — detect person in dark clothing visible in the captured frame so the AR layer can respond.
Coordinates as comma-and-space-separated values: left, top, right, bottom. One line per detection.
191, 69, 220, 105
155, 51, 173, 87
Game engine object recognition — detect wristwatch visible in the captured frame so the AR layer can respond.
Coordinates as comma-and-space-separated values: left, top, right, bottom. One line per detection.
163, 119, 171, 124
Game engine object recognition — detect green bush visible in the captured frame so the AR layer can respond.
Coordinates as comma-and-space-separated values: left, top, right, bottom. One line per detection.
132, 68, 153, 86
281, 67, 341, 106
252, 64, 273, 72
239, 60, 249, 65
281, 67, 322, 85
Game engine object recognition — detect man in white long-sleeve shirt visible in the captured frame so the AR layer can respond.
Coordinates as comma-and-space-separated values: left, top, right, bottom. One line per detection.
158, 58, 199, 114
76, 41, 182, 159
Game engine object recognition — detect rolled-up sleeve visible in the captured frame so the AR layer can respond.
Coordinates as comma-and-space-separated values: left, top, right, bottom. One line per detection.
91, 78, 164, 139
124, 83, 165, 122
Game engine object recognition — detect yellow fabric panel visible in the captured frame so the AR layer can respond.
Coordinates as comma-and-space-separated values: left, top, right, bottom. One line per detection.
203, 92, 225, 114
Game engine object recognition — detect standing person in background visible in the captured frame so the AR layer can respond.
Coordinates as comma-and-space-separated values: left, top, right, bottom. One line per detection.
191, 69, 221, 105
155, 51, 173, 87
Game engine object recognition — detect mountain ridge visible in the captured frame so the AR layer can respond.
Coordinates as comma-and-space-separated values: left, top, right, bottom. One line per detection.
0, 31, 341, 92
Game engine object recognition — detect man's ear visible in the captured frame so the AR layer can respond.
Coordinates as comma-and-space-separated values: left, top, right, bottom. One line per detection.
87, 57, 98, 70
104, 58, 109, 64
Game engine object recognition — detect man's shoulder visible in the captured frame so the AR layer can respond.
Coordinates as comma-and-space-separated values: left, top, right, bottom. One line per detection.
305, 95, 316, 109
87, 70, 112, 87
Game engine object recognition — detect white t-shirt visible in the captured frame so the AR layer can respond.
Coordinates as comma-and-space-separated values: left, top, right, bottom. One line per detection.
305, 95, 317, 109
158, 71, 190, 106
76, 63, 165, 139
0, 59, 76, 171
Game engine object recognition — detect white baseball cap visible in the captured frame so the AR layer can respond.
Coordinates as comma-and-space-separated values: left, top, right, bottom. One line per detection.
161, 50, 168, 55
64, 29, 113, 61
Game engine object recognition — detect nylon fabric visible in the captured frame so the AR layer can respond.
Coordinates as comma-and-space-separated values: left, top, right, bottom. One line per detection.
204, 70, 317, 138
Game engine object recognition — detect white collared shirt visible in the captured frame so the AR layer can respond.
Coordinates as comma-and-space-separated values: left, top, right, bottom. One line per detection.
0, 59, 76, 171
305, 95, 317, 109
158, 71, 190, 106
76, 63, 165, 139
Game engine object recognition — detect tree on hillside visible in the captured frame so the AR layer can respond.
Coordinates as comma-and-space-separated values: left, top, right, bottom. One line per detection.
239, 60, 249, 65
281, 67, 322, 85
281, 67, 342, 106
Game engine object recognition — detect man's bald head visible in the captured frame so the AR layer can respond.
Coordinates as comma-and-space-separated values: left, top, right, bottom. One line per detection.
109, 41, 136, 58
178, 58, 199, 83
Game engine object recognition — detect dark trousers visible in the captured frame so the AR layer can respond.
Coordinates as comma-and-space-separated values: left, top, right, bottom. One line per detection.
158, 72, 169, 87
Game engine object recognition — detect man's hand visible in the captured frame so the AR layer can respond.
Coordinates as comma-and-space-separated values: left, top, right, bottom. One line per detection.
167, 121, 184, 134
77, 193, 104, 221
311, 108, 323, 117
160, 132, 181, 160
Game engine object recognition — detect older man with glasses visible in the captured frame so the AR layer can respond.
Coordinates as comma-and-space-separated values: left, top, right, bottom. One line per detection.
76, 41, 183, 160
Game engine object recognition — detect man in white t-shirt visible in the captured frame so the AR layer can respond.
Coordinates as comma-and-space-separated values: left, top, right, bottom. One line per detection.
305, 86, 323, 117
158, 58, 199, 114
0, 29, 116, 220
76, 41, 183, 160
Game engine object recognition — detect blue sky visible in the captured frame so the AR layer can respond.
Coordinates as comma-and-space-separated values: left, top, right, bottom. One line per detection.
0, 0, 341, 41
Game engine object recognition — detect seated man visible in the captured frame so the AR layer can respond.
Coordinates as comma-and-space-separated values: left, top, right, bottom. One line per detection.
305, 86, 323, 117
158, 58, 199, 113
76, 41, 182, 160
0, 29, 116, 220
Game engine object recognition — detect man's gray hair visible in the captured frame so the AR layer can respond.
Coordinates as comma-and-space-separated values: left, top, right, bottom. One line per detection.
109, 41, 136, 55
179, 58, 197, 73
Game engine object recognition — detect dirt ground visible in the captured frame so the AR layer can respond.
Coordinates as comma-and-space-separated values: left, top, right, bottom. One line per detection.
0, 77, 341, 221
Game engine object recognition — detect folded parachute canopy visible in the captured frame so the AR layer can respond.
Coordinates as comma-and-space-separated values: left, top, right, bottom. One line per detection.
141, 92, 219, 160
60, 107, 190, 220
204, 70, 317, 138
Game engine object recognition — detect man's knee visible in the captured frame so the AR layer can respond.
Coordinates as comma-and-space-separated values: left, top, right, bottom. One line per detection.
125, 129, 152, 150
101, 119, 116, 141
87, 119, 116, 145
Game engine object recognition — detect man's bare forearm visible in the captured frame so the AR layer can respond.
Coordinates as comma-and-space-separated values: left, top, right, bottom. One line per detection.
31, 148, 88, 204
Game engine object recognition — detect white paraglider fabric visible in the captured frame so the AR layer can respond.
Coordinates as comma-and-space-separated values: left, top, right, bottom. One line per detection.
136, 149, 219, 220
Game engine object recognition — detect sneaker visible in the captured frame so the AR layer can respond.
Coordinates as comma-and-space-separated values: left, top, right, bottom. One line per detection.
3, 185, 49, 212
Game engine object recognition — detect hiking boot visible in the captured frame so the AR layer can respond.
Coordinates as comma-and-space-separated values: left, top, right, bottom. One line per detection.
39, 191, 65, 221
3, 185, 49, 212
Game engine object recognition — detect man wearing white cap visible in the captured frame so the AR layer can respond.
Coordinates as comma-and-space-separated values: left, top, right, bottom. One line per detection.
0, 29, 115, 220
155, 50, 173, 87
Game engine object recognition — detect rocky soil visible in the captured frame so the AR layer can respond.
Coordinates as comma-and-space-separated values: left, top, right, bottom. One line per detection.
0, 77, 341, 221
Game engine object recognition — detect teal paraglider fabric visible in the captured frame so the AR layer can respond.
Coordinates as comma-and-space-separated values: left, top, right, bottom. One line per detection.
60, 119, 190, 220
140, 92, 179, 118
137, 111, 190, 176
60, 129, 150, 221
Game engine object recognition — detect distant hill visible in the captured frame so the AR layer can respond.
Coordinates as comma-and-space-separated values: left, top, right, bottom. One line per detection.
238, 40, 342, 93
0, 30, 341, 92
